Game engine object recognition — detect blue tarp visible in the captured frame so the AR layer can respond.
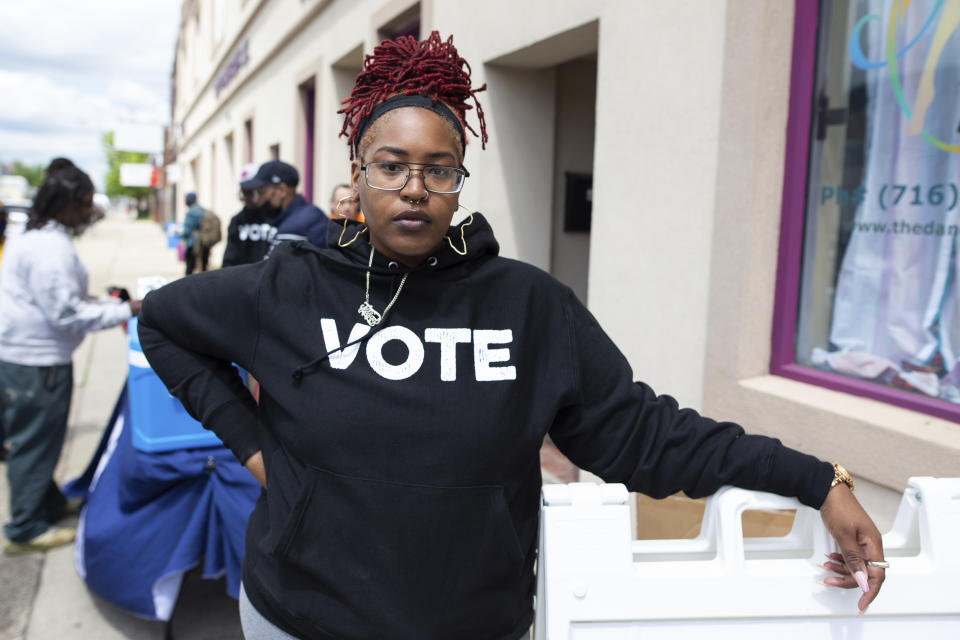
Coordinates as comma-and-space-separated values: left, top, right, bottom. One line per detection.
64, 385, 261, 620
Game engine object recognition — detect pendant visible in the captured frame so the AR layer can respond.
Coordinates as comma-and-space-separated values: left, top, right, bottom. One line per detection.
358, 302, 382, 327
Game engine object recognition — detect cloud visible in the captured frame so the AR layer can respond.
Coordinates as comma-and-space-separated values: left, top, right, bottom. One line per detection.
1, 1, 179, 77
0, 70, 113, 131
0, 128, 108, 189
0, 0, 180, 190
107, 79, 169, 119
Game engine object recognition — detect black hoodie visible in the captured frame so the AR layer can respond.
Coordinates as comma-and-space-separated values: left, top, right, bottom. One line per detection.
138, 213, 832, 639
221, 205, 278, 267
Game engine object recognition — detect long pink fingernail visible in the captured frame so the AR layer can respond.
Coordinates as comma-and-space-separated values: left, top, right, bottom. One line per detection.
854, 570, 869, 593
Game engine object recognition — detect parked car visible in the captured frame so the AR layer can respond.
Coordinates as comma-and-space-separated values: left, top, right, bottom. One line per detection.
0, 175, 30, 203
1, 200, 31, 243
93, 193, 110, 220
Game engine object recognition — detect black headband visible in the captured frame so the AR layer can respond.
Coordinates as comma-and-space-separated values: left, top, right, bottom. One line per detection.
353, 94, 466, 155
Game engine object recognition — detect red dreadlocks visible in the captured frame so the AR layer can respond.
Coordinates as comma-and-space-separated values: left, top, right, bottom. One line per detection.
338, 31, 488, 159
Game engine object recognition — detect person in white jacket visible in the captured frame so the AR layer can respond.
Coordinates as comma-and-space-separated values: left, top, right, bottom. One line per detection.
0, 163, 141, 554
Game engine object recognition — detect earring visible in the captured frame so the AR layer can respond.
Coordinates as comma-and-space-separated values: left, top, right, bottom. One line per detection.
337, 217, 368, 248
445, 212, 473, 256
333, 194, 353, 218
335, 194, 357, 218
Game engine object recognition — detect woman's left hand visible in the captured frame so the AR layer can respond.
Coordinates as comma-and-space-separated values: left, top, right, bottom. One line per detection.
818, 484, 885, 612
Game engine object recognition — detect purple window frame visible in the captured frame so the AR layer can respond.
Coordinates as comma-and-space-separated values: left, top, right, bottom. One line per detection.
301, 84, 315, 204
770, 0, 960, 423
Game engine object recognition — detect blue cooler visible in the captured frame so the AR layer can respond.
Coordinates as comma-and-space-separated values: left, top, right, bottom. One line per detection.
127, 317, 223, 452
164, 222, 182, 249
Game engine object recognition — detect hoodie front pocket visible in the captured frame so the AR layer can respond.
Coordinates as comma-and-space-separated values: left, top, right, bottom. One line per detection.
271, 466, 527, 636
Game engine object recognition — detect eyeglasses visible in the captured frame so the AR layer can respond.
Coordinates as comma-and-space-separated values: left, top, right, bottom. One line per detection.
361, 162, 469, 194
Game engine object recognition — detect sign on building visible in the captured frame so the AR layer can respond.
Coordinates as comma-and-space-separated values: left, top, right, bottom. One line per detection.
115, 124, 163, 154
165, 164, 180, 185
120, 163, 159, 188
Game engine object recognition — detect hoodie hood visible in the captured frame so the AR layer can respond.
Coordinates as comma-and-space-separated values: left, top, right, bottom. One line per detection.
288, 211, 500, 383
313, 211, 500, 275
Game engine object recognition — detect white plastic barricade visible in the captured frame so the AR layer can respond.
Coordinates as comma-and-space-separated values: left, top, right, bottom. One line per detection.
534, 477, 960, 639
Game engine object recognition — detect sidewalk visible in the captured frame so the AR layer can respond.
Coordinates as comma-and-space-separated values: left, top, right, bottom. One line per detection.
0, 214, 241, 640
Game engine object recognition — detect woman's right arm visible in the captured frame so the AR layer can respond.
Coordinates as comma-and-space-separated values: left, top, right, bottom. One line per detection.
244, 451, 266, 487
30, 248, 133, 333
137, 263, 265, 467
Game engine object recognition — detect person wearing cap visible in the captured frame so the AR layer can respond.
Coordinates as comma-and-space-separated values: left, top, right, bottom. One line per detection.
222, 163, 279, 268
180, 192, 209, 275
240, 160, 327, 256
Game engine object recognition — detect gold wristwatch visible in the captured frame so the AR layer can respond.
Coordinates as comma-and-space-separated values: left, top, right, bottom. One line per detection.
830, 462, 855, 492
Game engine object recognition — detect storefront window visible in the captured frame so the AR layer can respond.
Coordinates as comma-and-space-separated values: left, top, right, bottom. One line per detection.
792, 0, 960, 411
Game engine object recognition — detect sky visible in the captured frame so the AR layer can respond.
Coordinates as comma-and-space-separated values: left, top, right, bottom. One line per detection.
0, 0, 182, 191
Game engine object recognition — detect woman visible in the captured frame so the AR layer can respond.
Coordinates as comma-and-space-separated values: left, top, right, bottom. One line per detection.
138, 32, 884, 639
0, 163, 141, 554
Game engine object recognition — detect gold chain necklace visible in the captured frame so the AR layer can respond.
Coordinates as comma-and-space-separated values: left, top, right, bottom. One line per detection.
358, 246, 408, 326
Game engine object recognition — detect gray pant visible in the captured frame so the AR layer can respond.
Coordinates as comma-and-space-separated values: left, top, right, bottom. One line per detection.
239, 583, 532, 639
239, 583, 299, 640
0, 361, 72, 542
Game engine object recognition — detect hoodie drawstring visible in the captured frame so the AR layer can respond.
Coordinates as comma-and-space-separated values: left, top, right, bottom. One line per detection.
290, 276, 403, 385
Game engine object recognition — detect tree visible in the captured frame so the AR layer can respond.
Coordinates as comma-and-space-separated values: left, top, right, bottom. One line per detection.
102, 131, 153, 217
102, 131, 154, 199
10, 161, 45, 188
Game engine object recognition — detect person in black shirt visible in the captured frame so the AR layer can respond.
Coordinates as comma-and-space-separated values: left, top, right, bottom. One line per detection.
222, 164, 278, 267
